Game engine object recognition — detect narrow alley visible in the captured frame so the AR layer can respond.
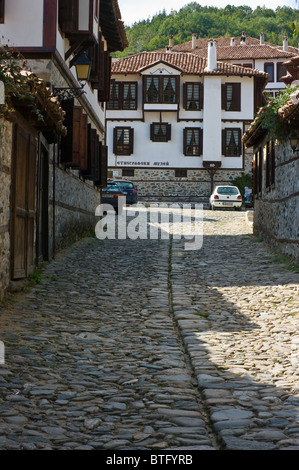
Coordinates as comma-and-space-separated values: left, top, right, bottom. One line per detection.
0, 207, 298, 452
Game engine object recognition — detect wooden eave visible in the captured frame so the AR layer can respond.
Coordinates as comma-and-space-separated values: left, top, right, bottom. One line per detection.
99, 0, 128, 52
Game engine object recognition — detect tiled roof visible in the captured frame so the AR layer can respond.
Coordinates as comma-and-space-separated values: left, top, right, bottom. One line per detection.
162, 36, 298, 60
111, 51, 268, 78
282, 55, 299, 83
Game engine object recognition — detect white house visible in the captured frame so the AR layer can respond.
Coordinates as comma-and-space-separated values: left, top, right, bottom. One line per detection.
106, 41, 268, 200
166, 32, 298, 98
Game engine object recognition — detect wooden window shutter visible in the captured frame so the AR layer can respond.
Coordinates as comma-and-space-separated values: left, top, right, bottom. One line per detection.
82, 124, 95, 179
232, 83, 241, 111
97, 52, 111, 101
252, 153, 257, 196
183, 83, 187, 109
183, 128, 187, 155
60, 99, 74, 164
221, 84, 227, 110
100, 144, 108, 188
72, 107, 88, 169
93, 138, 101, 185
199, 83, 203, 110
90, 32, 105, 91
166, 123, 171, 141
79, 113, 88, 170
90, 128, 98, 182
129, 128, 134, 154
150, 123, 154, 141
58, 0, 78, 33
72, 107, 83, 167
222, 129, 226, 155
0, 0, 5, 23
113, 128, 117, 154
199, 128, 203, 155
88, 42, 100, 85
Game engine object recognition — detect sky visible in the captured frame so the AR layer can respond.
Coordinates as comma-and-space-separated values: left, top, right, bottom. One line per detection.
117, 0, 298, 26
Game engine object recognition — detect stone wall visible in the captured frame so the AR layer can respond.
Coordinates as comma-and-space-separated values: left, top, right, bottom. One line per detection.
48, 156, 102, 255
253, 137, 299, 262
110, 146, 253, 201
0, 118, 12, 301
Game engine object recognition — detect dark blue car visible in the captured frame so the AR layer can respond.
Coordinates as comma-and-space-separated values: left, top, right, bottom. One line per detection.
111, 180, 138, 205
101, 182, 125, 213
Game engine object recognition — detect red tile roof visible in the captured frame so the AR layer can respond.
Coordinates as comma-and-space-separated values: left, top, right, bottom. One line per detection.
165, 36, 298, 60
111, 51, 268, 78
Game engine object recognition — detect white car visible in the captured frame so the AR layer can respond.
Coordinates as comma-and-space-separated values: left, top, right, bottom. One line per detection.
209, 185, 242, 211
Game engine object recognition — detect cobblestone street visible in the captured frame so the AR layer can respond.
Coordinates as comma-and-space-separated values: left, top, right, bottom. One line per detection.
0, 207, 298, 451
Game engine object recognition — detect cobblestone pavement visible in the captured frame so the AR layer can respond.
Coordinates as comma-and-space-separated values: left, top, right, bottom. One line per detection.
0, 207, 298, 451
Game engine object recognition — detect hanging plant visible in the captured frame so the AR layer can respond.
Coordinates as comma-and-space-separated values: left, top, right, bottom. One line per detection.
0, 45, 44, 122
258, 86, 299, 142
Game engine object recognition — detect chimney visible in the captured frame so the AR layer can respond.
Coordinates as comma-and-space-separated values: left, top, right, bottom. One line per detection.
230, 37, 236, 46
240, 31, 246, 45
192, 33, 197, 50
168, 35, 174, 49
205, 40, 217, 72
260, 32, 265, 45
283, 36, 288, 52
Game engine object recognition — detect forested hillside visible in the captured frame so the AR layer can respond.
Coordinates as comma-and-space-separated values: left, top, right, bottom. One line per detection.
114, 2, 298, 57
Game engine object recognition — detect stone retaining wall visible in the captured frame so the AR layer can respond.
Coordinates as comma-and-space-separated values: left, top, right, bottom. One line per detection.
49, 161, 101, 254
253, 138, 299, 262
111, 167, 252, 200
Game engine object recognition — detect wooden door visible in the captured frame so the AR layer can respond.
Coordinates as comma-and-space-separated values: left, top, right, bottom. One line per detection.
37, 142, 49, 262
11, 122, 37, 279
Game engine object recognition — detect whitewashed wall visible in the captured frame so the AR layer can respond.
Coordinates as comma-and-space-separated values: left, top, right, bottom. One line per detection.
1, 0, 44, 47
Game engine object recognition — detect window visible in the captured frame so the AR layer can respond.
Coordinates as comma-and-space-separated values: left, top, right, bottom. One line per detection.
123, 169, 134, 177
144, 76, 178, 104
107, 82, 137, 110
222, 83, 241, 111
175, 169, 187, 177
113, 127, 134, 155
183, 83, 203, 110
107, 82, 120, 109
222, 128, 242, 157
183, 128, 203, 156
264, 63, 274, 82
150, 123, 171, 142
0, 0, 4, 23
277, 62, 286, 82
266, 141, 275, 188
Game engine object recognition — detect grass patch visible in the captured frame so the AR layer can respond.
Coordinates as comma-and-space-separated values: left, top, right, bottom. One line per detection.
271, 252, 299, 272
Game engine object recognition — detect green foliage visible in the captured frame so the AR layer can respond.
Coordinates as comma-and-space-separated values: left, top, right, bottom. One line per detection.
115, 4, 298, 57
259, 86, 299, 141
231, 173, 252, 199
0, 45, 44, 121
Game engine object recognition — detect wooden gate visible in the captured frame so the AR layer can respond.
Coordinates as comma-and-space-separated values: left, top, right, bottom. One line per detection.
11, 121, 37, 279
